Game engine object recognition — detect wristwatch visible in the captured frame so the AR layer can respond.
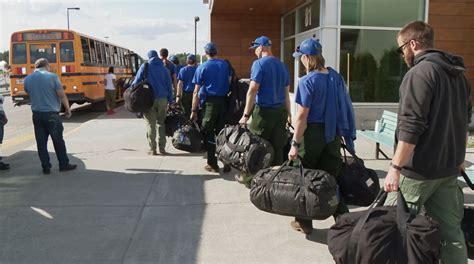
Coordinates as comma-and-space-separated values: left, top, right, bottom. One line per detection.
390, 162, 403, 171
244, 113, 250, 118
290, 139, 300, 148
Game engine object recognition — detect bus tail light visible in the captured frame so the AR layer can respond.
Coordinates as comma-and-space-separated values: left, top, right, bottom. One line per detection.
15, 67, 26, 74
73, 85, 78, 91
11, 33, 23, 42
61, 65, 75, 73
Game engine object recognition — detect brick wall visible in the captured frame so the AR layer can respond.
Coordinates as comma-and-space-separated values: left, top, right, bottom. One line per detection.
210, 14, 280, 78
429, 0, 474, 100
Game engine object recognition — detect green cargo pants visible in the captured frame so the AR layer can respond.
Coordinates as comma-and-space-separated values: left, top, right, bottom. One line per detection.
295, 124, 349, 227
143, 98, 168, 151
249, 105, 288, 166
181, 92, 193, 118
385, 175, 467, 264
201, 96, 227, 167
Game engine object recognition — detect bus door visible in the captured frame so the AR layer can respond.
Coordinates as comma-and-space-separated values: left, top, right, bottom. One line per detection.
28, 42, 59, 75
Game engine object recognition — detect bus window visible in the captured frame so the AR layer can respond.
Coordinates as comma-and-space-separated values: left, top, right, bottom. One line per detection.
105, 44, 111, 65
113, 46, 118, 66
60, 42, 75, 63
118, 48, 124, 66
81, 37, 91, 63
99, 42, 106, 64
12, 43, 26, 64
30, 43, 57, 64
90, 40, 97, 63
96, 41, 103, 64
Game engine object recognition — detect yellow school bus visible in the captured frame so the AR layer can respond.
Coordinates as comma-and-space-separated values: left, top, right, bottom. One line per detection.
9, 29, 143, 106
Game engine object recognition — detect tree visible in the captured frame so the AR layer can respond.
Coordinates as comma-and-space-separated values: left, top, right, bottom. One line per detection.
0, 50, 9, 63
172, 52, 207, 65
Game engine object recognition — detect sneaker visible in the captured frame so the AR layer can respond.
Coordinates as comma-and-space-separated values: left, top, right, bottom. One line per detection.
223, 164, 231, 173
148, 150, 158, 156
42, 168, 51, 175
204, 164, 219, 173
106, 109, 113, 115
290, 220, 313, 235
59, 164, 77, 172
0, 162, 10, 170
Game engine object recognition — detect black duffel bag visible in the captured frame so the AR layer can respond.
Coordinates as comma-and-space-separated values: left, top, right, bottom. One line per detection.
172, 121, 204, 153
124, 63, 155, 113
216, 125, 274, 175
462, 206, 474, 259
165, 103, 188, 137
338, 144, 380, 206
250, 160, 339, 220
328, 191, 441, 264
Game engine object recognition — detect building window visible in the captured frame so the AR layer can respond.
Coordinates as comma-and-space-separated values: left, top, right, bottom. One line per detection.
283, 38, 295, 93
340, 29, 408, 102
297, 0, 320, 33
283, 12, 296, 38
341, 0, 425, 27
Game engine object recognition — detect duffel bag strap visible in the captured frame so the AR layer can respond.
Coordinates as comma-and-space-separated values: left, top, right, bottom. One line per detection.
347, 190, 387, 261
396, 191, 410, 264
264, 159, 305, 190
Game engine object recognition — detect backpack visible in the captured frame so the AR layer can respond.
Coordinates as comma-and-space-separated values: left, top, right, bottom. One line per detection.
216, 125, 274, 175
250, 161, 339, 220
328, 191, 441, 264
172, 121, 204, 153
124, 63, 155, 113
462, 206, 474, 259
226, 76, 249, 125
165, 103, 188, 137
338, 144, 380, 206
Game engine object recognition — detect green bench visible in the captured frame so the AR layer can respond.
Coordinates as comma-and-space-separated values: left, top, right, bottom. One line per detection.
357, 110, 397, 159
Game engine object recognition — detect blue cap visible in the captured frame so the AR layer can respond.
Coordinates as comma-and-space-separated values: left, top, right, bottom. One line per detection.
204, 42, 217, 53
292, 39, 322, 58
187, 54, 196, 62
147, 50, 158, 59
169, 55, 179, 64
250, 36, 272, 49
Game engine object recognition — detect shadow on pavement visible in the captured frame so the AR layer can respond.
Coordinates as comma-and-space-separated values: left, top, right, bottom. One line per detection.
0, 150, 207, 264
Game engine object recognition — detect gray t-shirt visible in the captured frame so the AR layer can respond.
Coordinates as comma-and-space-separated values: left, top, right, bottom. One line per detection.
24, 69, 62, 112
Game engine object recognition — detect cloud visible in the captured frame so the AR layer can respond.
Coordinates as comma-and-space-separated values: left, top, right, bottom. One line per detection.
114, 18, 193, 40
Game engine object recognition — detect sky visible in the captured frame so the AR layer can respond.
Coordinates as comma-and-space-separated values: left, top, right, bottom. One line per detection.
0, 0, 211, 58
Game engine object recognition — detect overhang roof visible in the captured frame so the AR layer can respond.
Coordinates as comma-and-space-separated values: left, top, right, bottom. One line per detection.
206, 0, 306, 16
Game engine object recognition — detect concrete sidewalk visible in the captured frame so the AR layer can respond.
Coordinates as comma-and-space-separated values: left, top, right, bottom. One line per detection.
1, 106, 473, 264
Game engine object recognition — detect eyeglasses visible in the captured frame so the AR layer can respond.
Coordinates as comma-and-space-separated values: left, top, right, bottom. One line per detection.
396, 40, 411, 56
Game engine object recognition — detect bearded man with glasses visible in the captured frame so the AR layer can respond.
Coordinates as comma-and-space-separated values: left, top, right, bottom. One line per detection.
384, 21, 471, 263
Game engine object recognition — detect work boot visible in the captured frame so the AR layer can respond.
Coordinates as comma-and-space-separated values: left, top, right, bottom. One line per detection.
204, 164, 219, 173
148, 149, 158, 156
159, 147, 167, 155
42, 168, 51, 175
290, 220, 313, 235
59, 164, 77, 172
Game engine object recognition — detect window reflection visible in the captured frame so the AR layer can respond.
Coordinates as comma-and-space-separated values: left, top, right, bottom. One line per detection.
283, 38, 295, 93
340, 29, 408, 102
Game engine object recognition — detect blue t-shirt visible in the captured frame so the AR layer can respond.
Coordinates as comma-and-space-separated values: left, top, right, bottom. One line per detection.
295, 71, 330, 123
178, 65, 197, 93
193, 58, 231, 98
24, 69, 62, 112
131, 58, 173, 102
175, 64, 184, 76
164, 60, 176, 77
250, 56, 290, 108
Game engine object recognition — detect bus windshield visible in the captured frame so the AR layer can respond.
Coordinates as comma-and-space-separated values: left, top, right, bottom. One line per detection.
30, 43, 57, 64
12, 43, 27, 64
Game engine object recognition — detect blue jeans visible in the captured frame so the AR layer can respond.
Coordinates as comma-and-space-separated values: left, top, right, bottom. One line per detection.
32, 112, 69, 169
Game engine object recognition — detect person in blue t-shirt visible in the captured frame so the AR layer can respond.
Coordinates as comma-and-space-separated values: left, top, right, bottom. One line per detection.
288, 38, 353, 235
132, 50, 174, 156
176, 54, 198, 117
24, 58, 77, 174
159, 48, 177, 96
239, 36, 292, 169
170, 55, 184, 78
191, 43, 231, 173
